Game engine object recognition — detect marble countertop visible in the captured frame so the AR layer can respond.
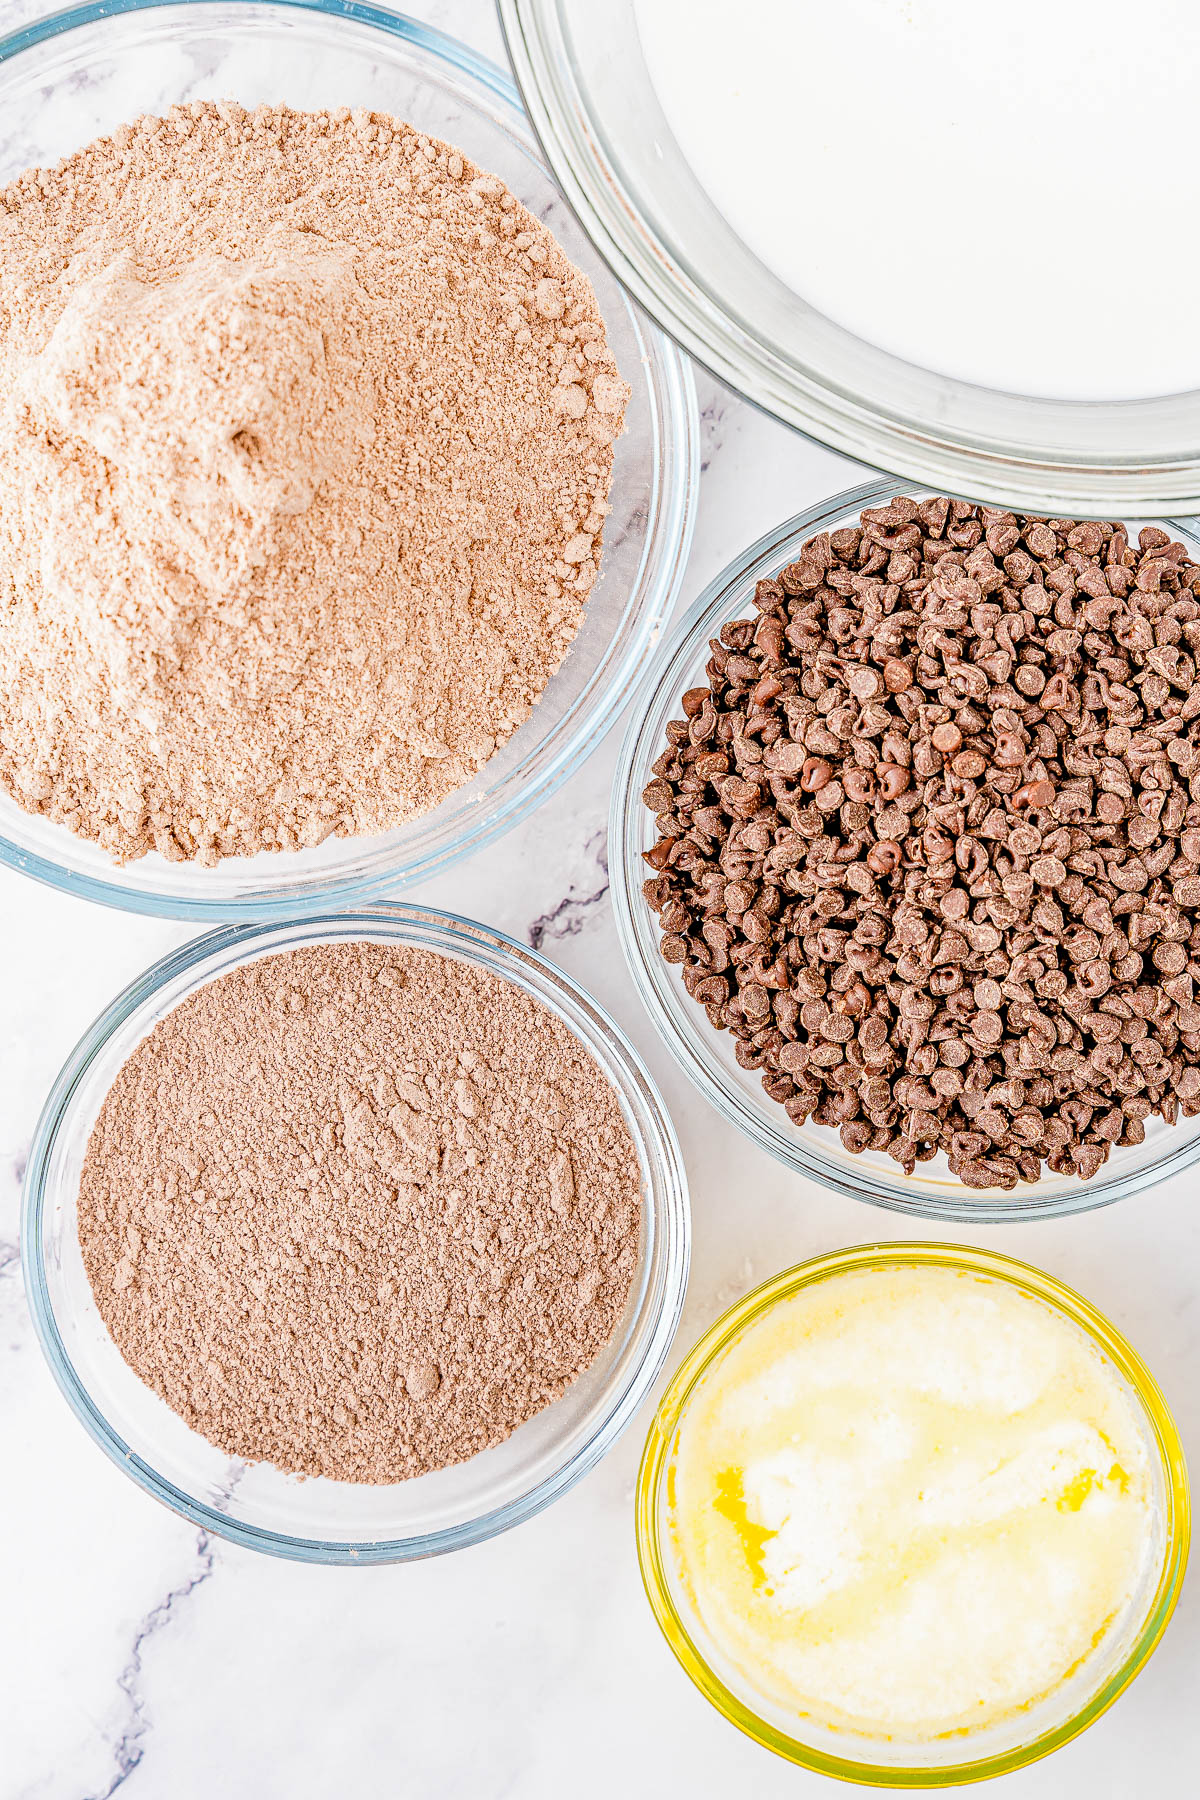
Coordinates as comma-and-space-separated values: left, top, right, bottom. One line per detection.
1, 2, 1197, 1794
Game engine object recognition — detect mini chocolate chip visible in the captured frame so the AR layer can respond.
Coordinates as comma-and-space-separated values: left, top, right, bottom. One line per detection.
642, 495, 1200, 1192
835, 980, 871, 1018
877, 763, 911, 801
866, 840, 902, 875
993, 732, 1026, 769
847, 666, 883, 701
843, 767, 876, 802
1041, 673, 1075, 711
951, 750, 988, 779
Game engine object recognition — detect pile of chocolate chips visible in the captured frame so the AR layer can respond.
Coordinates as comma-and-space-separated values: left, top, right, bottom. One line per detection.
642, 497, 1200, 1189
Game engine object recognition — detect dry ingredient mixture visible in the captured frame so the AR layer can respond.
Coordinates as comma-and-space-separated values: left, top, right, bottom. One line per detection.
643, 498, 1200, 1189
667, 1263, 1159, 1743
0, 103, 628, 864
77, 942, 641, 1482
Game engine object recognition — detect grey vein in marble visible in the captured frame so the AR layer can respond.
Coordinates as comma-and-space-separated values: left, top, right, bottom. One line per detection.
82, 1456, 251, 1800
85, 1532, 217, 1800
1, 1146, 26, 1265
698, 384, 731, 474
526, 828, 608, 951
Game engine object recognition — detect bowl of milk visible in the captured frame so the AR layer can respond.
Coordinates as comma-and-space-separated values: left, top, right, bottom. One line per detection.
501, 0, 1200, 513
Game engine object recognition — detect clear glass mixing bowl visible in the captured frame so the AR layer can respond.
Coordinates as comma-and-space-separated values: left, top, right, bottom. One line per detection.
611, 478, 1200, 1221
637, 1243, 1190, 1786
0, 0, 697, 919
500, 0, 1200, 516
21, 905, 691, 1562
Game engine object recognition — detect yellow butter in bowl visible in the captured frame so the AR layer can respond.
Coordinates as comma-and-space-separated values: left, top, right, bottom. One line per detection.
639, 1247, 1188, 1785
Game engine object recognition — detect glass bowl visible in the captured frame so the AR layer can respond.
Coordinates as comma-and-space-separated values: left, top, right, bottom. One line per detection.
0, 0, 697, 920
611, 478, 1200, 1221
21, 904, 691, 1563
500, 0, 1200, 517
636, 1242, 1190, 1787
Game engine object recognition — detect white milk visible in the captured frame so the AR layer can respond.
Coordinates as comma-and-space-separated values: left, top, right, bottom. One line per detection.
636, 0, 1200, 399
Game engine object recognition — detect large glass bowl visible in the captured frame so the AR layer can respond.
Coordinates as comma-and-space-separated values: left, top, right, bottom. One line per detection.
611, 478, 1200, 1221
21, 904, 691, 1563
637, 1243, 1190, 1786
0, 0, 697, 920
500, 0, 1200, 516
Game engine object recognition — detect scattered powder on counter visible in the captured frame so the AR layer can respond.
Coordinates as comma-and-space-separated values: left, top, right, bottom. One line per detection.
76, 942, 642, 1483
0, 103, 629, 864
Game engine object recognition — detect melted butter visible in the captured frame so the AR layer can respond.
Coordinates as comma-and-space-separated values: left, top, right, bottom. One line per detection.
669, 1266, 1158, 1744
712, 1467, 776, 1593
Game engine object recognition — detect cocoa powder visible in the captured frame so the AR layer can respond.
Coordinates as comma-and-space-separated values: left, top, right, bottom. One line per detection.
0, 104, 628, 863
77, 942, 642, 1483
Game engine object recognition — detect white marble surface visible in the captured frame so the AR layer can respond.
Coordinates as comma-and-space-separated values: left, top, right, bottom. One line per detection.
0, 2, 1197, 1795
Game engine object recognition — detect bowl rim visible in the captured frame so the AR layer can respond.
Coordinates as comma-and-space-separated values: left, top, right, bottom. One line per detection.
636, 1240, 1191, 1787
498, 0, 1200, 517
0, 0, 699, 921
20, 902, 692, 1563
610, 477, 1200, 1221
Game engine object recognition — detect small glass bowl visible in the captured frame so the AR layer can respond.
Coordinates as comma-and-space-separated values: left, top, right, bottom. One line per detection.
637, 1241, 1190, 1787
500, 0, 1200, 516
612, 478, 1200, 1220
21, 904, 690, 1563
0, 0, 697, 920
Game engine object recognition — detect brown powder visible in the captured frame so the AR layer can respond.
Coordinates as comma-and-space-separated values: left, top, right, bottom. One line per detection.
0, 103, 629, 863
76, 941, 642, 1483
